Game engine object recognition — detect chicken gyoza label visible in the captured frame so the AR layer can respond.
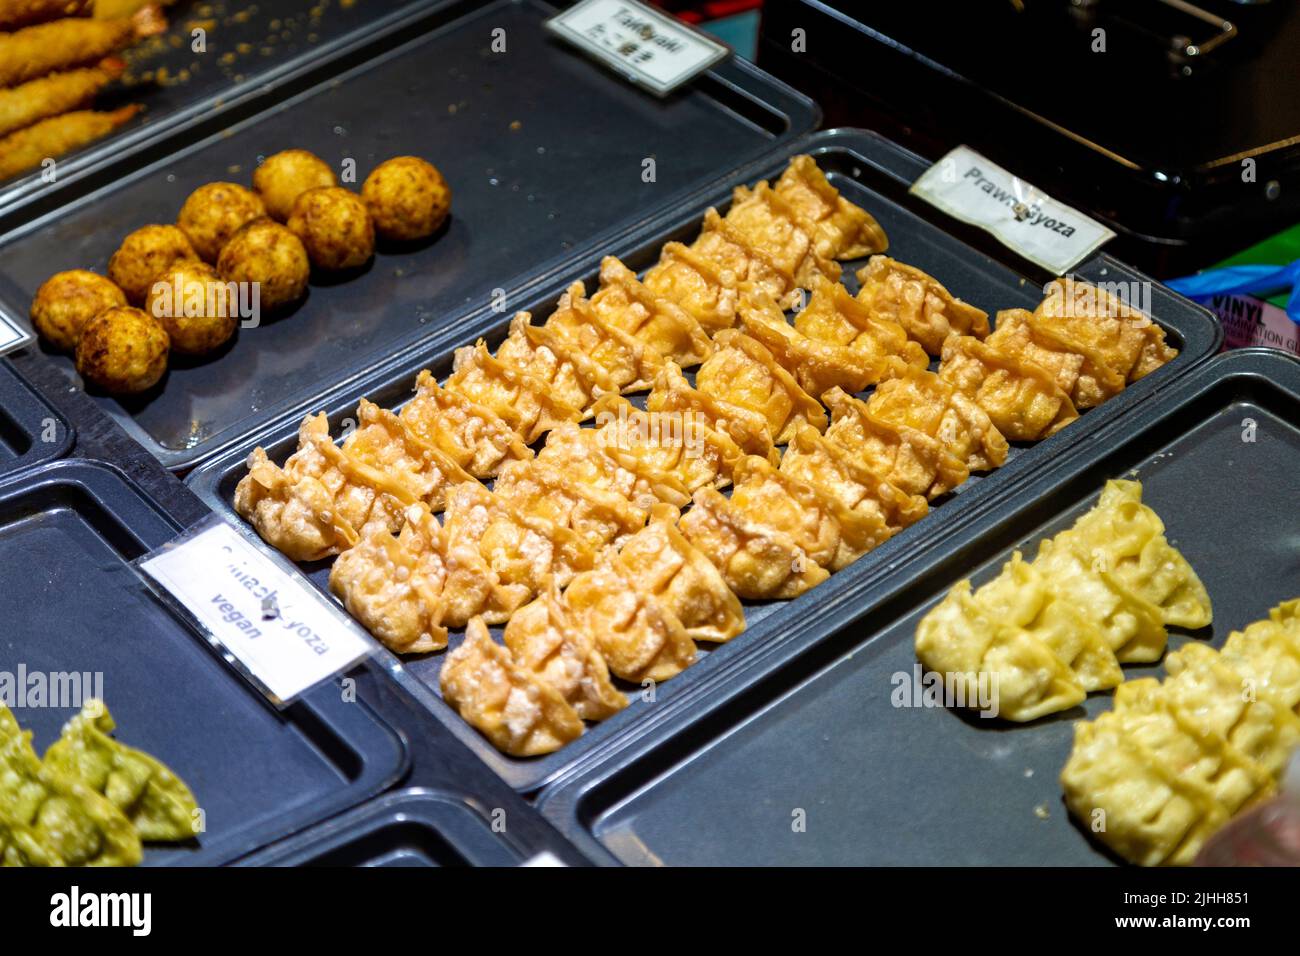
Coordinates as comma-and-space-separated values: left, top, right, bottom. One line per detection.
910, 146, 1115, 275
136, 516, 375, 706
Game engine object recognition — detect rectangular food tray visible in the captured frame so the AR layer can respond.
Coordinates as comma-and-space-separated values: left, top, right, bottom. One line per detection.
535, 349, 1300, 865
0, 459, 409, 865
0, 0, 817, 471
0, 358, 72, 479
186, 128, 1222, 794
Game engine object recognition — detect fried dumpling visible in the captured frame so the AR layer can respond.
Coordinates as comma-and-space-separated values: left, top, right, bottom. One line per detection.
538, 421, 691, 509
494, 311, 617, 414
587, 257, 713, 368
1036, 277, 1177, 383
492, 458, 647, 551
856, 255, 989, 355
440, 617, 584, 757
770, 154, 888, 260
938, 334, 1079, 441
738, 287, 884, 397
541, 280, 665, 390
679, 487, 829, 600
693, 328, 826, 445
503, 581, 628, 721
41, 701, 198, 843
564, 562, 697, 683
867, 363, 1009, 472
822, 387, 968, 499
614, 503, 745, 643
793, 274, 928, 370
642, 240, 741, 334
342, 399, 475, 512
716, 185, 841, 306
986, 308, 1126, 410
647, 361, 778, 463
399, 370, 532, 479
590, 394, 747, 493
1218, 600, 1300, 711
445, 340, 584, 444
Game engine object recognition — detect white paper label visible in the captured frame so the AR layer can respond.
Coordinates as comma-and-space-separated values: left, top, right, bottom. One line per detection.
909, 145, 1115, 274
546, 0, 730, 97
137, 518, 374, 705
522, 851, 567, 867
0, 311, 32, 356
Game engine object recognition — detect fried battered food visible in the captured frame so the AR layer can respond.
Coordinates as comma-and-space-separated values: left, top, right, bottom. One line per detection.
176, 181, 268, 264
445, 340, 583, 444
144, 260, 237, 355
793, 274, 928, 370
29, 268, 125, 350
938, 333, 1079, 442
340, 399, 474, 512
495, 310, 616, 414
642, 240, 740, 334
614, 503, 744, 643
399, 369, 531, 479
287, 186, 374, 271
0, 103, 139, 180
769, 154, 888, 260
0, 0, 90, 29
0, 9, 162, 87
694, 328, 826, 445
822, 387, 968, 500
503, 581, 628, 721
107, 223, 197, 305
74, 304, 167, 393
586, 257, 712, 368
565, 562, 697, 683
856, 256, 989, 355
915, 480, 1212, 722
986, 308, 1124, 410
538, 421, 691, 509
1036, 277, 1177, 382
217, 218, 309, 312
538, 286, 663, 393
492, 458, 647, 552
253, 148, 337, 223
440, 617, 584, 757
1062, 600, 1300, 866
0, 60, 122, 138
362, 155, 451, 241
647, 361, 777, 463
867, 363, 1009, 472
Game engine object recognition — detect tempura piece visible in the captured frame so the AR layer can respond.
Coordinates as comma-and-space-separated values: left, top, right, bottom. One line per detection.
586, 258, 713, 368
495, 310, 617, 414
793, 274, 928, 370
986, 308, 1125, 409
0, 104, 139, 180
399, 369, 531, 480
939, 334, 1079, 442
856, 256, 989, 355
822, 387, 968, 499
614, 503, 745, 643
694, 328, 826, 445
445, 340, 584, 444
590, 394, 747, 493
0, 60, 122, 138
642, 239, 741, 334
538, 421, 691, 509
647, 361, 777, 462
492, 458, 646, 551
867, 363, 1008, 472
440, 618, 584, 757
0, 0, 91, 29
564, 562, 697, 683
1036, 277, 1177, 383
541, 280, 664, 391
503, 581, 628, 721
0, 9, 162, 86
770, 154, 889, 260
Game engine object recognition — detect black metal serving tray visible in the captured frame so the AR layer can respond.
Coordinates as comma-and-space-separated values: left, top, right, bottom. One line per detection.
185, 128, 1222, 795
0, 358, 72, 478
0, 0, 817, 471
536, 349, 1300, 865
236, 787, 531, 866
0, 458, 409, 865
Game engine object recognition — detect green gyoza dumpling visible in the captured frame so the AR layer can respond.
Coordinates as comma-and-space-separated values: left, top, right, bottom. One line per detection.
0, 705, 142, 867
42, 701, 198, 843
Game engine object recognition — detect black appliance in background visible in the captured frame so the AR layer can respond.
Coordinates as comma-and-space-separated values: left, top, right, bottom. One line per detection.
758, 0, 1300, 278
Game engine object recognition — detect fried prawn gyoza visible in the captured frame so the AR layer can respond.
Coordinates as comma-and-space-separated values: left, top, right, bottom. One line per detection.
767, 153, 889, 261
0, 60, 123, 138
856, 255, 989, 355
445, 340, 583, 444
0, 104, 139, 180
585, 257, 713, 368
399, 369, 531, 480
793, 274, 929, 370
538, 283, 664, 393
0, 9, 163, 87
1035, 277, 1178, 383
938, 333, 1079, 442
647, 360, 777, 463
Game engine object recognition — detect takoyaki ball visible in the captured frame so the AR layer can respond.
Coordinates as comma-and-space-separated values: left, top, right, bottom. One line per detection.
145, 261, 238, 355
108, 224, 198, 305
253, 149, 337, 223
177, 182, 267, 263
216, 218, 309, 312
30, 269, 126, 352
287, 186, 375, 271
75, 306, 169, 394
361, 156, 451, 242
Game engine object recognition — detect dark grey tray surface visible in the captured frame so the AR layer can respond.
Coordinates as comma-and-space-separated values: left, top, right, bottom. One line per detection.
186, 128, 1221, 795
0, 458, 409, 866
536, 349, 1300, 865
0, 0, 816, 471
237, 787, 529, 866
0, 358, 72, 479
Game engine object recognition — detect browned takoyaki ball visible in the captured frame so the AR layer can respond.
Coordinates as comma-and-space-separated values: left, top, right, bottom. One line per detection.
29, 269, 126, 351
216, 218, 309, 312
107, 224, 198, 305
361, 156, 451, 242
177, 182, 267, 263
253, 149, 338, 223
75, 305, 169, 394
145, 260, 238, 355
287, 186, 375, 271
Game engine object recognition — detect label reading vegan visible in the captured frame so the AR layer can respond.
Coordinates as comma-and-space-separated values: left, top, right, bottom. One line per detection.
546, 0, 730, 97
910, 145, 1115, 274
138, 518, 374, 705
